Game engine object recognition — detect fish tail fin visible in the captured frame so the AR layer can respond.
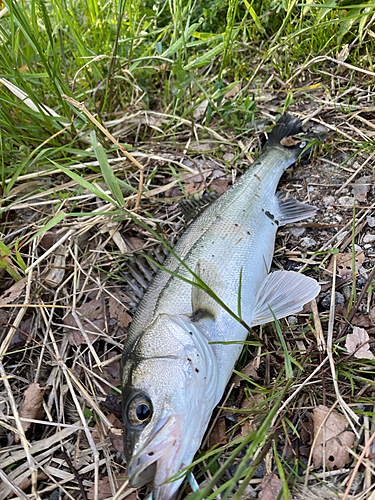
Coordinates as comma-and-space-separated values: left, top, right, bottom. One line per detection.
264, 113, 320, 159
266, 114, 302, 147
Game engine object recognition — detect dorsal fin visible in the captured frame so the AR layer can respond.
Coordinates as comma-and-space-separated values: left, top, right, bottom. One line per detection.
179, 192, 219, 223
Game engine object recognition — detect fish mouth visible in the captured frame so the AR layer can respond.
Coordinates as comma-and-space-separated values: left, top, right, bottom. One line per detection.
127, 414, 187, 500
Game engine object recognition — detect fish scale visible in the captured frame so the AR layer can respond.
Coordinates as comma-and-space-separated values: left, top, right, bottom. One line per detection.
121, 114, 322, 500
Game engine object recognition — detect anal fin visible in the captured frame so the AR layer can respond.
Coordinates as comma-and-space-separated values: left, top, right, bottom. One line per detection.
251, 270, 320, 326
277, 192, 317, 226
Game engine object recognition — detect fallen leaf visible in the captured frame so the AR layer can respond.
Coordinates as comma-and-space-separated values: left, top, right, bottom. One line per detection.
224, 83, 241, 99
352, 175, 371, 203
104, 351, 121, 386
126, 237, 146, 251
16, 383, 48, 443
326, 251, 365, 277
312, 405, 355, 469
336, 303, 372, 328
15, 472, 48, 493
280, 136, 300, 147
40, 230, 58, 250
0, 277, 28, 305
209, 178, 231, 195
258, 473, 285, 500
231, 360, 260, 388
108, 296, 132, 328
184, 181, 204, 196
64, 300, 105, 346
345, 326, 374, 359
208, 416, 227, 448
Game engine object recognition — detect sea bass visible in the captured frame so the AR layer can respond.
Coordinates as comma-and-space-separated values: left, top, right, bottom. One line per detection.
121, 114, 321, 499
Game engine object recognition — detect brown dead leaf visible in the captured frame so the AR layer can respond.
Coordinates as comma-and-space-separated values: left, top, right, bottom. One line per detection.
280, 136, 300, 147
87, 474, 129, 500
352, 175, 371, 203
231, 360, 260, 388
40, 230, 58, 250
15, 472, 48, 493
64, 300, 105, 346
108, 296, 132, 328
326, 251, 365, 277
208, 416, 227, 448
312, 405, 355, 469
209, 178, 231, 195
104, 351, 121, 386
0, 277, 28, 305
258, 473, 285, 500
184, 181, 204, 196
126, 236, 146, 251
345, 326, 374, 359
16, 383, 48, 443
224, 83, 241, 99
336, 303, 372, 328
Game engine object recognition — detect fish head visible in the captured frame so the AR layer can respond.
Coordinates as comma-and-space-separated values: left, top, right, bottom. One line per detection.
121, 313, 218, 500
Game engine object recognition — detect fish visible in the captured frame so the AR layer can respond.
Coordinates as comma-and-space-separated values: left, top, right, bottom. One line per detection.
121, 114, 321, 499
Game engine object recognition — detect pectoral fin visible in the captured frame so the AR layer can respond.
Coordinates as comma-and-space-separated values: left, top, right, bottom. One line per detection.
192, 259, 224, 321
276, 192, 317, 226
251, 270, 320, 326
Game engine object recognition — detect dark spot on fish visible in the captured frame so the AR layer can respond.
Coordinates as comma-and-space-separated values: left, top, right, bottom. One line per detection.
204, 377, 206, 379
148, 452, 154, 456
195, 368, 199, 373
254, 173, 261, 181
234, 223, 238, 227
247, 231, 251, 235
197, 353, 199, 356
275, 220, 279, 226
261, 208, 264, 212
212, 241, 215, 244
189, 331, 193, 335
187, 358, 192, 362
265, 211, 275, 220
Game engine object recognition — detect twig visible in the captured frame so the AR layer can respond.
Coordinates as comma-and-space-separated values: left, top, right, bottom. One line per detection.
61, 449, 88, 500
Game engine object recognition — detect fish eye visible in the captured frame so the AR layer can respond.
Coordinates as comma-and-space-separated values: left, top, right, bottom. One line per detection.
128, 395, 153, 426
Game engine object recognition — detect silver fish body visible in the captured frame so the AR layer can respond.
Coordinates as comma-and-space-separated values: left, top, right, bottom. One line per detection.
121, 115, 321, 499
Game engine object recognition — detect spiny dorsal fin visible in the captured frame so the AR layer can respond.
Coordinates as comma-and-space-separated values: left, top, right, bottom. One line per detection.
179, 192, 220, 224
